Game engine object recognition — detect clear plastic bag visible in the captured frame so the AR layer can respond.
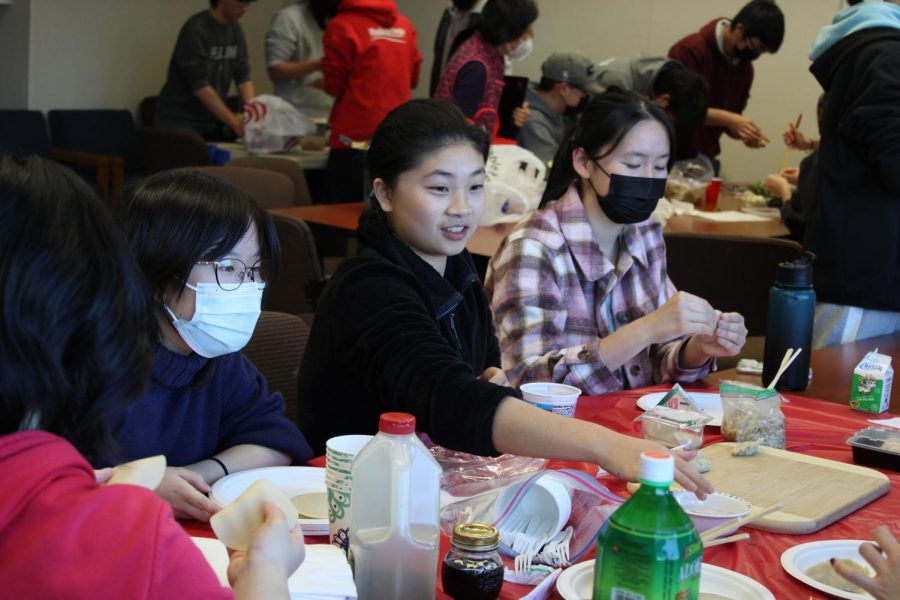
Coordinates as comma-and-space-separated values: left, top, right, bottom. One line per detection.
665, 155, 714, 209
429, 444, 547, 499
719, 380, 786, 449
243, 94, 315, 154
440, 469, 624, 565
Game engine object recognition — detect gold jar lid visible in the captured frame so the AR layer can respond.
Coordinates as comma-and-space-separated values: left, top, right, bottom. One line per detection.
451, 523, 500, 551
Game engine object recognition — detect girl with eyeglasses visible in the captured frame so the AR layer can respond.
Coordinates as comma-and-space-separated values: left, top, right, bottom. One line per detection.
0, 155, 303, 598
485, 91, 748, 396
297, 98, 714, 495
111, 170, 312, 522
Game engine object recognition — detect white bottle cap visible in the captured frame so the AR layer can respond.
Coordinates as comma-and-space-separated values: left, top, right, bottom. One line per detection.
639, 451, 675, 484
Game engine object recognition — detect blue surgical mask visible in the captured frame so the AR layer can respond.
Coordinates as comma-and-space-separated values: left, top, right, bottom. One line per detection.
165, 281, 264, 358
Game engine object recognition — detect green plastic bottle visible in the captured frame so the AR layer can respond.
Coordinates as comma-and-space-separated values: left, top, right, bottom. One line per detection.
593, 451, 702, 600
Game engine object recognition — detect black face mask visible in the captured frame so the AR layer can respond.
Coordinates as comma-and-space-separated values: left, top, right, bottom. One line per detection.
564, 94, 589, 118
589, 161, 666, 224
452, 0, 478, 10
735, 37, 761, 62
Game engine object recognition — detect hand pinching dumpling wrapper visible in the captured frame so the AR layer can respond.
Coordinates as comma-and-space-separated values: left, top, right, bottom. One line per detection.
211, 478, 301, 551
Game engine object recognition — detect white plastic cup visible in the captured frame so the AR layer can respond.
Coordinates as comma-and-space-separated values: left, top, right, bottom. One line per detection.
326, 434, 373, 462
520, 382, 582, 417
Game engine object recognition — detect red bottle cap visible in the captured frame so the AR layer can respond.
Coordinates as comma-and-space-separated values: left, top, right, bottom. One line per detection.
379, 412, 416, 435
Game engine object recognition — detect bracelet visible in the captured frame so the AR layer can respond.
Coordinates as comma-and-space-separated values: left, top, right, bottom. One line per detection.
209, 456, 228, 477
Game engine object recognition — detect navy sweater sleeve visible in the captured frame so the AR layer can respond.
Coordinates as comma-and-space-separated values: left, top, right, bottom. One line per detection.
330, 262, 513, 456
452, 61, 487, 118
218, 353, 313, 463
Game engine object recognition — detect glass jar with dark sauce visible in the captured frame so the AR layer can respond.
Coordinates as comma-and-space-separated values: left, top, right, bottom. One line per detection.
441, 522, 504, 600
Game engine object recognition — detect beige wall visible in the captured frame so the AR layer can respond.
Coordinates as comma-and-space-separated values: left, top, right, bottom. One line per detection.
398, 0, 843, 182
6, 0, 845, 181
24, 0, 292, 115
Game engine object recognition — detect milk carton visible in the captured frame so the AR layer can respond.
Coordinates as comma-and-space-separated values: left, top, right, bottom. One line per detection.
850, 351, 893, 414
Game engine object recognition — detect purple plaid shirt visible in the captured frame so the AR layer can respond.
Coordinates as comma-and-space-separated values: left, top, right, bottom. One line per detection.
485, 185, 712, 395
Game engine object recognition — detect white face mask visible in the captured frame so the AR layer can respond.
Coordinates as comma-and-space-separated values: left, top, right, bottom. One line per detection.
506, 37, 533, 61
165, 281, 264, 358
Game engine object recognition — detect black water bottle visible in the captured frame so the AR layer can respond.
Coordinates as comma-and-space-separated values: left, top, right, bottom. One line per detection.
762, 253, 815, 391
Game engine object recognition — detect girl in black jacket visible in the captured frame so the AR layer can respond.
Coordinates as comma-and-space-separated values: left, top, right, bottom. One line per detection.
297, 98, 711, 494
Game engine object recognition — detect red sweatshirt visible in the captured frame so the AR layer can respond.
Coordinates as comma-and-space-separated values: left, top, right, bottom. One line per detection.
0, 431, 231, 599
322, 0, 422, 148
669, 18, 754, 159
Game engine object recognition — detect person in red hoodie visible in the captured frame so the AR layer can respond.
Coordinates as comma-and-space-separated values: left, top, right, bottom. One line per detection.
668, 0, 784, 168
0, 154, 304, 600
321, 0, 422, 203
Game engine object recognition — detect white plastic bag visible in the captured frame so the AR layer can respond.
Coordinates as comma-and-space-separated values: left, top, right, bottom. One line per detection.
481, 145, 546, 226
243, 94, 315, 154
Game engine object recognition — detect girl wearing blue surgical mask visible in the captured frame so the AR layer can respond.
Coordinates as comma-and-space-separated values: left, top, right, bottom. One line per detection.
112, 171, 312, 522
486, 90, 748, 395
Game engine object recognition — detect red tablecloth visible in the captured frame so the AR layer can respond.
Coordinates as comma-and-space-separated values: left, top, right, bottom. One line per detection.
185, 384, 898, 599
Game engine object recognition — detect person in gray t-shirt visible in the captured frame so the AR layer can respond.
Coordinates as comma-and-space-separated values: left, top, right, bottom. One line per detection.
266, 0, 338, 120
517, 50, 601, 165
155, 0, 257, 141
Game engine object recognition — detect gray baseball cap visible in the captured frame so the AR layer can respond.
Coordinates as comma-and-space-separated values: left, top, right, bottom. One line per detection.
541, 50, 603, 94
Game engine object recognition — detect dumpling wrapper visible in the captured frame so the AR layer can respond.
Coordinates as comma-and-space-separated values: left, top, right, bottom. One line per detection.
210, 478, 300, 551
291, 492, 328, 519
107, 455, 166, 490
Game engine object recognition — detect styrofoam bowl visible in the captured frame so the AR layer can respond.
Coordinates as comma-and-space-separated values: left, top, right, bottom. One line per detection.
672, 491, 752, 535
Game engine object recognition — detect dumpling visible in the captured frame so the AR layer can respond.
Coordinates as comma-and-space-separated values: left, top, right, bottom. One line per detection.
731, 439, 762, 457
805, 558, 869, 593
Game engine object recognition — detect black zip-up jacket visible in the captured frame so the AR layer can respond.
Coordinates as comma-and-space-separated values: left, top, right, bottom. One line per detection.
808, 27, 900, 311
297, 208, 517, 456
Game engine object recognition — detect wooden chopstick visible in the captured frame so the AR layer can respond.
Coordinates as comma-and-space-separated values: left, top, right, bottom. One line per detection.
778, 114, 803, 172
703, 532, 750, 548
700, 502, 784, 542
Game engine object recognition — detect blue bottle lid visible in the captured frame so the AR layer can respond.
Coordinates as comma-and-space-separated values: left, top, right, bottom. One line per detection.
775, 251, 815, 288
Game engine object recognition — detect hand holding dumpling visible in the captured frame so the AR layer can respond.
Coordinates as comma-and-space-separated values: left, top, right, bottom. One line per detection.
686, 311, 748, 362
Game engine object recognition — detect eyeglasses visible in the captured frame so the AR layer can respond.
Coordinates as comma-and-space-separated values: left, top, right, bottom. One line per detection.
196, 258, 270, 291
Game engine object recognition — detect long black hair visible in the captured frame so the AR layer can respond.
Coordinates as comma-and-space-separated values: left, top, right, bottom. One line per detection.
541, 90, 676, 208
478, 0, 539, 46
0, 154, 154, 464
118, 170, 281, 323
366, 99, 490, 203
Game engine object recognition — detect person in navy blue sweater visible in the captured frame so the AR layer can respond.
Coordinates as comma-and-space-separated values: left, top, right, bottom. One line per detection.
111, 171, 312, 521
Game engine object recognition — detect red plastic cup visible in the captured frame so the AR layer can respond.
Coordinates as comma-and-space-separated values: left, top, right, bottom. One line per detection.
704, 178, 723, 212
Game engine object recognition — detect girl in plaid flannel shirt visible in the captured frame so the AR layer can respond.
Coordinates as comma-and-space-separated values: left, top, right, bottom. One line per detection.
486, 91, 747, 395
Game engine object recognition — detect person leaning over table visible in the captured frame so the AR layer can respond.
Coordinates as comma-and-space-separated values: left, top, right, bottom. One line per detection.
106, 171, 313, 523
0, 154, 304, 599
485, 91, 748, 396
155, 0, 257, 141
433, 0, 538, 137
590, 53, 709, 161
265, 0, 339, 120
668, 0, 784, 165
296, 98, 714, 496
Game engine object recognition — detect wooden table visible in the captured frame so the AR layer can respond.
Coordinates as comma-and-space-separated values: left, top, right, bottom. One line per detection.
272, 200, 787, 261
708, 332, 900, 413
214, 142, 329, 170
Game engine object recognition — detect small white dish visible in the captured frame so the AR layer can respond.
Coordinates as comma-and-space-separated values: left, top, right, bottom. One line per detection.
672, 490, 753, 535
636, 391, 723, 427
556, 559, 775, 599
210, 466, 328, 535
781, 539, 875, 599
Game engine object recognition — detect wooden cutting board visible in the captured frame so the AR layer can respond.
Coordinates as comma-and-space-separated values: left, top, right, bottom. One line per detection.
687, 442, 890, 534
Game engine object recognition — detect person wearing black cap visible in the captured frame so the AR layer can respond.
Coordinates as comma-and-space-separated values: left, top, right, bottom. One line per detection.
517, 50, 602, 164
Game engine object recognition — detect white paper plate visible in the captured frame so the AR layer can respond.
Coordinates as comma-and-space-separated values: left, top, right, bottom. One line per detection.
636, 391, 723, 427
781, 540, 875, 599
556, 559, 774, 600
210, 466, 328, 535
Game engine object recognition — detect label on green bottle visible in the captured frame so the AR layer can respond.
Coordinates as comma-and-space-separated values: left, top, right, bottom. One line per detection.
593, 521, 702, 600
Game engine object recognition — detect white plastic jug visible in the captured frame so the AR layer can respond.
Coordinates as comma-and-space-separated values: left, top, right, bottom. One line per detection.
349, 413, 441, 600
